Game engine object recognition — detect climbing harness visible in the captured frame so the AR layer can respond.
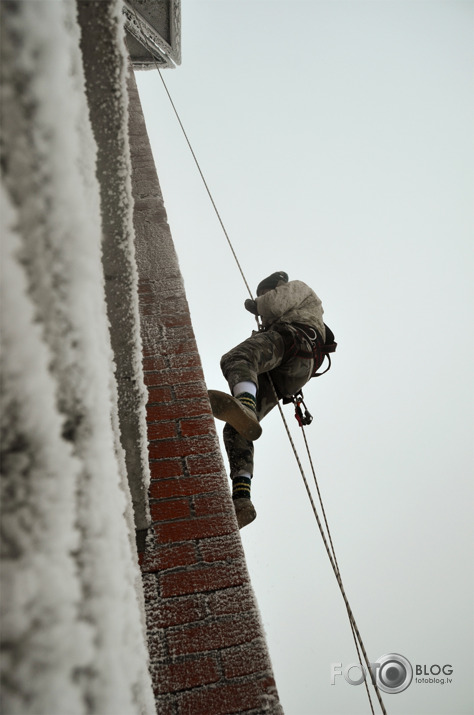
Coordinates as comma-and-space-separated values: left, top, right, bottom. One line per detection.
131, 22, 387, 714
293, 322, 338, 378
279, 322, 337, 421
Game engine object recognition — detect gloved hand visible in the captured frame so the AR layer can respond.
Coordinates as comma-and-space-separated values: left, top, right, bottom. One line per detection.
244, 298, 258, 315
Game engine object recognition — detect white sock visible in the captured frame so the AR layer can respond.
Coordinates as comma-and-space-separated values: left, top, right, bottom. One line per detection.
235, 470, 252, 479
232, 381, 257, 397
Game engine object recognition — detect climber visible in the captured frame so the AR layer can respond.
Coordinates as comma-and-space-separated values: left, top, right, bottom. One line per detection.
208, 271, 331, 529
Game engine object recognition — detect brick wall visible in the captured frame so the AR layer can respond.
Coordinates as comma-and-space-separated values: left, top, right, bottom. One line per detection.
127, 69, 283, 714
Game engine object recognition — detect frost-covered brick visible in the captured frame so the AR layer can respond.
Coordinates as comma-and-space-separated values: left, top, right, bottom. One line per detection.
165, 612, 263, 657
146, 594, 208, 630
126, 47, 284, 715
154, 514, 235, 544
148, 435, 217, 459
180, 414, 216, 437
149, 474, 219, 498
174, 678, 281, 715
149, 497, 191, 522
221, 639, 275, 679
160, 561, 248, 599
147, 397, 211, 423
153, 656, 220, 695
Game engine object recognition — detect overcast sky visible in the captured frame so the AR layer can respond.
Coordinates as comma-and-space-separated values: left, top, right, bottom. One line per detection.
136, 2, 473, 713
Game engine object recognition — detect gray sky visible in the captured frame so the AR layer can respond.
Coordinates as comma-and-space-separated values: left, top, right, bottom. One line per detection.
136, 2, 474, 713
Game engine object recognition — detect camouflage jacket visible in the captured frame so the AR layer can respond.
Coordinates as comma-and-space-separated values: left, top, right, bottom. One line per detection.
255, 280, 326, 340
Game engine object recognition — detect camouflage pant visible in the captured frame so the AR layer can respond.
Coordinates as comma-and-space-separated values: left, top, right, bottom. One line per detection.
220, 325, 314, 477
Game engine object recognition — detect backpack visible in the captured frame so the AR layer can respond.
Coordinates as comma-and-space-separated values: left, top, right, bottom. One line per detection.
311, 323, 337, 377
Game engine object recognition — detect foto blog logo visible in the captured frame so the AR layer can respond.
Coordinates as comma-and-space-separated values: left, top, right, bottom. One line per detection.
331, 653, 413, 694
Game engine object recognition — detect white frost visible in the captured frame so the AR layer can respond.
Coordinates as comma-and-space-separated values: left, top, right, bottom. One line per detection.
0, 1, 156, 713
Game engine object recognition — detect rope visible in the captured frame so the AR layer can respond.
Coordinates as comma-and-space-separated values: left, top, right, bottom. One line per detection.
271, 377, 387, 715
300, 425, 339, 572
155, 71, 255, 301
299, 420, 377, 715
129, 13, 386, 712
128, 4, 254, 301
299, 426, 374, 709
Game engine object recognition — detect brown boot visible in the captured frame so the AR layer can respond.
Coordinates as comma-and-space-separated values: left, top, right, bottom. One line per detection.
208, 390, 262, 441
233, 498, 257, 529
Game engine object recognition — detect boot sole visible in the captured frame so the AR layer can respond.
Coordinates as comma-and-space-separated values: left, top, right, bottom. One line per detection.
233, 498, 257, 529
208, 390, 262, 441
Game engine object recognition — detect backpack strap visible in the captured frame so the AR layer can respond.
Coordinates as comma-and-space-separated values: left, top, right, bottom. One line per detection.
312, 327, 337, 377
292, 323, 337, 378
312, 352, 333, 377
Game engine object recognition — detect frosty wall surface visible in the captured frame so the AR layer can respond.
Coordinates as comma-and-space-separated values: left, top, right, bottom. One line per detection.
127, 68, 284, 714
77, 0, 151, 533
0, 2, 155, 713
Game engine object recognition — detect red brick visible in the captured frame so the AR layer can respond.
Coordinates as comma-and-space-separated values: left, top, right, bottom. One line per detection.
147, 594, 207, 629
138, 298, 155, 313
169, 353, 201, 370
168, 367, 205, 384
148, 435, 216, 460
131, 66, 282, 710
154, 514, 234, 544
142, 355, 167, 372
147, 398, 210, 422
149, 476, 221, 499
149, 459, 184, 480
138, 290, 155, 305
221, 640, 271, 679
167, 613, 262, 657
164, 339, 199, 356
141, 541, 197, 574
206, 586, 256, 617
160, 294, 189, 312
193, 491, 231, 517
159, 542, 197, 570
160, 561, 247, 598
143, 368, 169, 386
176, 678, 278, 715
180, 415, 215, 437
161, 312, 192, 328
186, 454, 225, 476
142, 343, 164, 358
138, 279, 153, 294
154, 656, 219, 695
141, 573, 159, 601
147, 385, 173, 403
152, 695, 175, 715
147, 630, 167, 662
199, 535, 243, 565
174, 382, 208, 400
140, 303, 161, 317
162, 326, 195, 343
150, 498, 191, 522
148, 421, 177, 441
